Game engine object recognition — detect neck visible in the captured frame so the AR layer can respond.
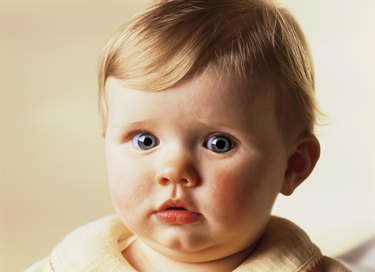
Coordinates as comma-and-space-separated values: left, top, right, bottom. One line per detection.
123, 239, 254, 272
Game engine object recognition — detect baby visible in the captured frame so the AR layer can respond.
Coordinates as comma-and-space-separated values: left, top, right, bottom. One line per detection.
27, 0, 350, 271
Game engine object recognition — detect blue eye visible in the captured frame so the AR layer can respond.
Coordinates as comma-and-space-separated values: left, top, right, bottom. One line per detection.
132, 132, 159, 150
204, 134, 234, 153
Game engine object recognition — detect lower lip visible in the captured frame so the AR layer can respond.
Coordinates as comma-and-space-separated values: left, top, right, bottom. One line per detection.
154, 210, 201, 224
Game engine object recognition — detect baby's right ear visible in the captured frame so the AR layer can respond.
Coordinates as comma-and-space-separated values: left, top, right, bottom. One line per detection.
281, 132, 320, 196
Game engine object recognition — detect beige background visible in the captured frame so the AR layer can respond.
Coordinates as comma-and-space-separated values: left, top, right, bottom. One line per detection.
1, 0, 374, 271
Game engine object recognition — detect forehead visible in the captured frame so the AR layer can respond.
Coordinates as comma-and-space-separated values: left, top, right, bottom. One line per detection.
105, 71, 278, 134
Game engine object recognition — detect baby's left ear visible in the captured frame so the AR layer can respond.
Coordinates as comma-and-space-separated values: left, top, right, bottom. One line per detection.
281, 132, 320, 196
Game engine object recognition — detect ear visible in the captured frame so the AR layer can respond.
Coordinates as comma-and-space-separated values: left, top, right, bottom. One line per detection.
281, 132, 320, 196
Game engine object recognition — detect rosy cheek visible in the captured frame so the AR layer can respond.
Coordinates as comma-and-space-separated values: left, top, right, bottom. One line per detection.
208, 169, 255, 217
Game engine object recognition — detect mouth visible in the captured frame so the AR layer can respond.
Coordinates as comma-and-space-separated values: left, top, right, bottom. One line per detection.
166, 207, 187, 210
154, 199, 201, 224
157, 199, 193, 211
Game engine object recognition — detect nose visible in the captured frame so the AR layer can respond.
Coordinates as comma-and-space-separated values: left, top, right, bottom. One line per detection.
155, 147, 200, 188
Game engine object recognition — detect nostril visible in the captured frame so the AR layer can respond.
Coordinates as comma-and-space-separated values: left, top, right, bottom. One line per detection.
180, 179, 188, 185
157, 176, 196, 187
159, 178, 170, 186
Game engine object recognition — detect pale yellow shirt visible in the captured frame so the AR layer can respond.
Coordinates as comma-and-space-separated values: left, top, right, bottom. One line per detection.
25, 215, 349, 272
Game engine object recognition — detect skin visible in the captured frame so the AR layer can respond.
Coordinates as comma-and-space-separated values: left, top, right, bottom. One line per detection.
104, 70, 320, 272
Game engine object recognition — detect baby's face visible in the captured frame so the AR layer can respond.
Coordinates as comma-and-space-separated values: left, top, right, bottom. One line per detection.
104, 71, 290, 262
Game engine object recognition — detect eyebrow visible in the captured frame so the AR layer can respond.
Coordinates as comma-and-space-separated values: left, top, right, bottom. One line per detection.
111, 120, 156, 133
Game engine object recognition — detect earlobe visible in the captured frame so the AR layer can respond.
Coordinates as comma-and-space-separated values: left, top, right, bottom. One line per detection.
281, 133, 320, 196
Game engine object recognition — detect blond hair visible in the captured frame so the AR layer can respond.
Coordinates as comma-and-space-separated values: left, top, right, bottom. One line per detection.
98, 0, 318, 138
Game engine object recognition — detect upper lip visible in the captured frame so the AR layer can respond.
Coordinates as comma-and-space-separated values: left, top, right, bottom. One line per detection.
156, 199, 198, 213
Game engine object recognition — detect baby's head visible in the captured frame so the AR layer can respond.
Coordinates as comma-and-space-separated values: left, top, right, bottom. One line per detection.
98, 0, 320, 269
99, 0, 318, 141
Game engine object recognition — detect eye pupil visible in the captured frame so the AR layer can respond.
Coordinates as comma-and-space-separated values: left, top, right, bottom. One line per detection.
215, 139, 227, 150
142, 136, 153, 147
